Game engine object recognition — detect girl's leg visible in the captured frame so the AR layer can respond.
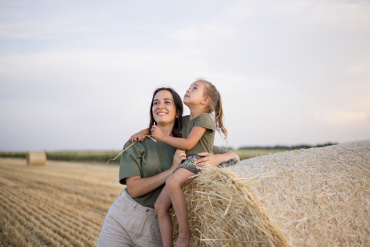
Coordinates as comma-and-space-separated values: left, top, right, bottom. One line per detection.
166, 168, 195, 247
154, 185, 174, 247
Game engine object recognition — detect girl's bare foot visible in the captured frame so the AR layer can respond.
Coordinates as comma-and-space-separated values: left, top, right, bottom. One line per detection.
175, 235, 190, 247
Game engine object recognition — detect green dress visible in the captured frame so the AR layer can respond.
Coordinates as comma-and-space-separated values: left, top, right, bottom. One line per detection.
178, 113, 238, 173
176, 114, 215, 173
182, 113, 215, 157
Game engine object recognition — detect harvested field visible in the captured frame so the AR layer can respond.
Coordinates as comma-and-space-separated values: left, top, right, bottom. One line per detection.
178, 140, 369, 246
1, 140, 369, 247
0, 158, 122, 247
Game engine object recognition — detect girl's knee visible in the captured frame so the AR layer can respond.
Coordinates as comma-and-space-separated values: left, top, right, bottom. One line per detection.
166, 169, 193, 189
166, 175, 180, 189
154, 199, 169, 214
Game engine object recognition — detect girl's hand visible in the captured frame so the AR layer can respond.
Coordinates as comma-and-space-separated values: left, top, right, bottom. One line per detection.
130, 129, 149, 142
195, 152, 218, 167
150, 124, 165, 141
171, 149, 186, 170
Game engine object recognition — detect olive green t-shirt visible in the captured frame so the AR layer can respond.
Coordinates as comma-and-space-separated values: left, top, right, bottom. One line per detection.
118, 128, 226, 209
119, 139, 176, 208
182, 113, 215, 156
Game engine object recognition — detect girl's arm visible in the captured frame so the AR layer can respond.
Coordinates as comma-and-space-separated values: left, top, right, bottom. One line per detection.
125, 149, 186, 198
151, 124, 206, 150
195, 149, 240, 167
130, 129, 150, 142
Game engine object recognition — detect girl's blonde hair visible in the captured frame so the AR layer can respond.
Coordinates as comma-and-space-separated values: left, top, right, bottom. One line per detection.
197, 79, 228, 141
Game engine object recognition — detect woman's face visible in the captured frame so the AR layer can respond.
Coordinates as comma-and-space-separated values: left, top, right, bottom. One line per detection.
152, 90, 177, 126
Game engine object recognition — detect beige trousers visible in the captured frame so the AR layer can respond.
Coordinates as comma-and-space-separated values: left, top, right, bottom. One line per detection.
96, 191, 162, 247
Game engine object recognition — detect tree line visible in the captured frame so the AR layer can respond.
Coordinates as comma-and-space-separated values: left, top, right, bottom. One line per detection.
237, 142, 337, 150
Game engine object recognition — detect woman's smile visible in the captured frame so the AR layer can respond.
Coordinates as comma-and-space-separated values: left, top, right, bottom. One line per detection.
152, 90, 177, 125
157, 112, 167, 116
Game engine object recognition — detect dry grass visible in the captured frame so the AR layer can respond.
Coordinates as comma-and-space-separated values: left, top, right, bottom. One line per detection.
0, 158, 122, 247
175, 140, 369, 246
234, 149, 287, 160
171, 167, 289, 247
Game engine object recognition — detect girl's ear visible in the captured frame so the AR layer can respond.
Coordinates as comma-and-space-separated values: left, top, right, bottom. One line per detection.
201, 97, 210, 105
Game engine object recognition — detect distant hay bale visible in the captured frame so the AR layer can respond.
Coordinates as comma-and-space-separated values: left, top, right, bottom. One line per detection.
26, 152, 46, 166
172, 140, 369, 246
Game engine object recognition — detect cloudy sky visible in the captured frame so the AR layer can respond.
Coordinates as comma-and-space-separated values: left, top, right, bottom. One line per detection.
1, 0, 369, 151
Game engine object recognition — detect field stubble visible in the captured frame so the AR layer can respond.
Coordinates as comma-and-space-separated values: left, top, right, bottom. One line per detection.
0, 148, 328, 246
0, 158, 122, 247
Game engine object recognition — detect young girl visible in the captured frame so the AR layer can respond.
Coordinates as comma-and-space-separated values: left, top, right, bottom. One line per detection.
148, 79, 236, 247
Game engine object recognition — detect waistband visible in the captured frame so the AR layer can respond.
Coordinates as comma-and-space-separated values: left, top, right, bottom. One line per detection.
121, 190, 157, 217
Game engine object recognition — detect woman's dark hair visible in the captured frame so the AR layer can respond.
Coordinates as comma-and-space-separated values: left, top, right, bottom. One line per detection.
149, 87, 183, 138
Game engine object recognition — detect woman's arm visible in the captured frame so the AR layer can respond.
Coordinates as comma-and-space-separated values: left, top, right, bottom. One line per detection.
151, 124, 206, 150
125, 149, 186, 198
195, 149, 240, 167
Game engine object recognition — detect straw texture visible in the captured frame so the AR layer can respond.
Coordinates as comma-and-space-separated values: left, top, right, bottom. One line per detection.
172, 140, 369, 246
26, 152, 46, 166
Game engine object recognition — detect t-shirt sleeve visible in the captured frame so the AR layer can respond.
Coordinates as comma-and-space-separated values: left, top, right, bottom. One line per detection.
194, 114, 215, 132
213, 145, 226, 154
118, 140, 145, 185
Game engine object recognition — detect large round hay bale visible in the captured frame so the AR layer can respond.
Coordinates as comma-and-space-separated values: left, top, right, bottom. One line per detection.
26, 152, 47, 166
174, 140, 369, 246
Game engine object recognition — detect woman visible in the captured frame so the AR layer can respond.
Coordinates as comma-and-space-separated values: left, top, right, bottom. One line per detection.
96, 87, 239, 247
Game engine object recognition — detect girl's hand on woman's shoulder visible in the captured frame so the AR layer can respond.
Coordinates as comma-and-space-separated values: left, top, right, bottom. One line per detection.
130, 129, 150, 142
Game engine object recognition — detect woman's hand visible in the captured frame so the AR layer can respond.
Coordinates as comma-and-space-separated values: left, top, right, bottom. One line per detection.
195, 152, 218, 167
171, 149, 186, 170
196, 150, 240, 167
151, 124, 165, 141
130, 129, 149, 142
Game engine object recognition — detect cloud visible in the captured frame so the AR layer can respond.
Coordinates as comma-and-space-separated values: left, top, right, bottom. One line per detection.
0, 0, 369, 150
312, 1, 370, 28
315, 109, 369, 126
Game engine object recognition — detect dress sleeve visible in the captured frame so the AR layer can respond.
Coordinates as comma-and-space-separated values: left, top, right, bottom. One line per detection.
213, 145, 226, 154
193, 114, 215, 132
118, 140, 145, 185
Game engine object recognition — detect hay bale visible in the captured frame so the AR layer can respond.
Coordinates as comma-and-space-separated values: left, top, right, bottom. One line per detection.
26, 152, 46, 166
174, 140, 369, 246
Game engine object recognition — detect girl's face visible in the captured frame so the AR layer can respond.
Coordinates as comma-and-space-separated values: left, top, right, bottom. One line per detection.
183, 81, 207, 106
152, 90, 177, 125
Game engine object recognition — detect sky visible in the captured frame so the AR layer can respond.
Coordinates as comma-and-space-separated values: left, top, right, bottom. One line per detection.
0, 0, 369, 151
